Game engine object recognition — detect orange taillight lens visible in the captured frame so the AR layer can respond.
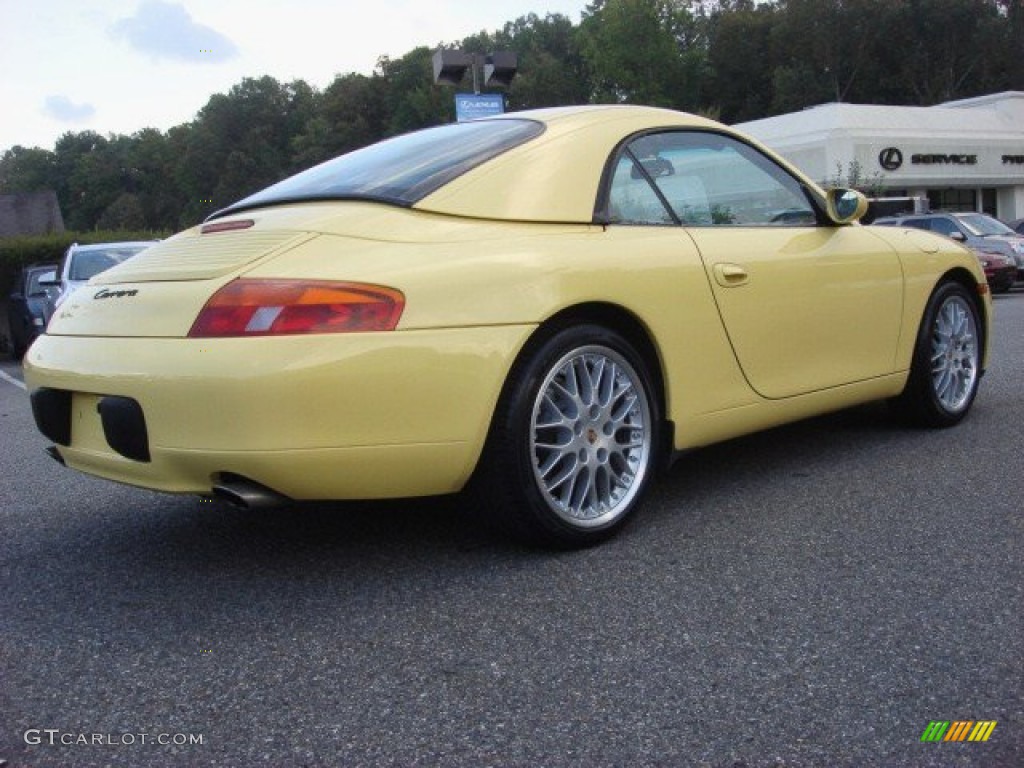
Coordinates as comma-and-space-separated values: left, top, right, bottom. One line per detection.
188, 279, 405, 337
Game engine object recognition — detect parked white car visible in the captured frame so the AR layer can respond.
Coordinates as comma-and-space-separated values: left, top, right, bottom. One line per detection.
47, 241, 158, 309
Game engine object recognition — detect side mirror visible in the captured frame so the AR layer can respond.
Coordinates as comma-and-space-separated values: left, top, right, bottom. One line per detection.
949, 231, 966, 242
825, 188, 869, 225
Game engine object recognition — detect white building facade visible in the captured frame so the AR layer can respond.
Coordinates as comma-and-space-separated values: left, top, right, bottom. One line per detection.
736, 91, 1024, 222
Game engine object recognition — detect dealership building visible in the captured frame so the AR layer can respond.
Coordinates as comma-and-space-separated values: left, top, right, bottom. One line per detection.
736, 91, 1024, 222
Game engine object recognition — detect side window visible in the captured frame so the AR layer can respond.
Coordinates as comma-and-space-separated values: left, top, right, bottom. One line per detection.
902, 218, 931, 231
607, 155, 673, 225
928, 218, 959, 237
608, 131, 817, 227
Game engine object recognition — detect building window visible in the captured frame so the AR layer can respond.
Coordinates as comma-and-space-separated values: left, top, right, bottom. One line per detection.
981, 189, 996, 216
928, 189, 976, 212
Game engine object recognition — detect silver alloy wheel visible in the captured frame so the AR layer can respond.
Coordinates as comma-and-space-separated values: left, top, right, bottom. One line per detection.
529, 345, 652, 528
930, 294, 979, 413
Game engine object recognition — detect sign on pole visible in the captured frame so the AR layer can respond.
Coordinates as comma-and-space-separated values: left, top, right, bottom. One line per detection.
455, 93, 504, 122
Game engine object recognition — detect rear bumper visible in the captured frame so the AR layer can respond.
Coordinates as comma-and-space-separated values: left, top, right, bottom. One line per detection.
24, 326, 532, 498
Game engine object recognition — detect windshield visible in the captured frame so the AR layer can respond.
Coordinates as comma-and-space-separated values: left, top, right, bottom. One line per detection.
958, 213, 1015, 237
69, 247, 148, 281
214, 118, 545, 218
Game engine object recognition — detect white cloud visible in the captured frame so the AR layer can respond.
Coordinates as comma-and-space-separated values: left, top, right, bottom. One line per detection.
42, 95, 97, 123
111, 0, 239, 63
0, 0, 587, 152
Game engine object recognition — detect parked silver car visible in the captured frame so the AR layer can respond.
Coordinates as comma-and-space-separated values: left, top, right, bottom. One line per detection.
45, 241, 158, 310
874, 212, 1024, 281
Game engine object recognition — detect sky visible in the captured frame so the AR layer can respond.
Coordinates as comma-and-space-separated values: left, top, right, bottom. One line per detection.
0, 0, 588, 153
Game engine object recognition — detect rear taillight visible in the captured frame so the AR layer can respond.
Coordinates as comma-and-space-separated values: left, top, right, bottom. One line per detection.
188, 279, 404, 337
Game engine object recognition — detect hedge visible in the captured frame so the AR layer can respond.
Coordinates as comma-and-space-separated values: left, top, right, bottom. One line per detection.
0, 230, 169, 292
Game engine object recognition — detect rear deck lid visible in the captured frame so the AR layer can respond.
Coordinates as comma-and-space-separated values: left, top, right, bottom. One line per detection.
97, 226, 312, 283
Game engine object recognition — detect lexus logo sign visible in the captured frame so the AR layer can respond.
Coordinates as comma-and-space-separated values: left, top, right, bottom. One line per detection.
879, 147, 903, 171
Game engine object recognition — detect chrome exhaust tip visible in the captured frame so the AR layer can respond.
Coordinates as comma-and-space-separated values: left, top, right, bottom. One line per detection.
211, 474, 289, 510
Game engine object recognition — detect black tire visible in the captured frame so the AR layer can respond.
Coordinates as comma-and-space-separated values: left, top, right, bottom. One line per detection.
891, 280, 983, 428
471, 324, 662, 549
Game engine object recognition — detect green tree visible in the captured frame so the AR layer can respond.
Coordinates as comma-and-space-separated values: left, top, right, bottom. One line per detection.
125, 127, 180, 230
0, 146, 58, 193
51, 131, 108, 229
579, 0, 706, 109
61, 132, 132, 230
496, 13, 591, 110
97, 192, 145, 230
377, 47, 453, 133
769, 0, 886, 113
292, 72, 388, 169
173, 76, 317, 224
768, 0, 1013, 112
869, 0, 1010, 105
704, 0, 777, 121
1002, 0, 1024, 90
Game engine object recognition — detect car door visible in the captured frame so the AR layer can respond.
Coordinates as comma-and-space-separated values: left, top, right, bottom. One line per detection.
920, 215, 970, 244
610, 130, 904, 400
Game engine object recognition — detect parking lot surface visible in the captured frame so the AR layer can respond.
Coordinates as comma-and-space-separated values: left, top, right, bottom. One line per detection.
1, 292, 1022, 767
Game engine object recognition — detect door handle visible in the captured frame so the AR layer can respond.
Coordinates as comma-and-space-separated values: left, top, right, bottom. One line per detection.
713, 263, 749, 287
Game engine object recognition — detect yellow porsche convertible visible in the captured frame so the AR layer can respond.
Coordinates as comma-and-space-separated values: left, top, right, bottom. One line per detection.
25, 105, 990, 547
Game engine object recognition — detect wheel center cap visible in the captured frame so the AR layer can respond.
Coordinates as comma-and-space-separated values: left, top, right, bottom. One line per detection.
586, 428, 599, 445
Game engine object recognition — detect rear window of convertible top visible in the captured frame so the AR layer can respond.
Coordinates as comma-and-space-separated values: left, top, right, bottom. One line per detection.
212, 118, 545, 218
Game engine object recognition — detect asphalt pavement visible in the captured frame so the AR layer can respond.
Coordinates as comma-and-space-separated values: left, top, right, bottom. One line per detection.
1, 291, 1022, 767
